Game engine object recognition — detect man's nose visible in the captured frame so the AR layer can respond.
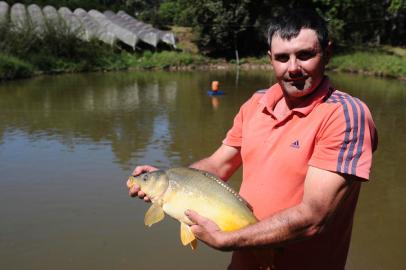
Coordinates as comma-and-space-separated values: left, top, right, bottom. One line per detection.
288, 58, 301, 74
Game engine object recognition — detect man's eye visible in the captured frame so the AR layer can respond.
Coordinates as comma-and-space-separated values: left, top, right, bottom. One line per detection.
297, 52, 315, 60
275, 55, 289, 62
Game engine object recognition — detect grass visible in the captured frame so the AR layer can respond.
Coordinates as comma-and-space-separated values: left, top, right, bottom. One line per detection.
125, 50, 209, 69
329, 47, 406, 79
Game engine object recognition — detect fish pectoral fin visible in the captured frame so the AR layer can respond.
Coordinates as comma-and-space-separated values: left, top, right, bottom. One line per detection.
180, 222, 197, 250
144, 204, 165, 227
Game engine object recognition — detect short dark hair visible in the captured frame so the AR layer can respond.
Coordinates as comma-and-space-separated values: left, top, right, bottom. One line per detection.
267, 9, 329, 50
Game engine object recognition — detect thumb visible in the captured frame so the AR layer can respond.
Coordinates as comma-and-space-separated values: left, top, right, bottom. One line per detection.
185, 209, 203, 224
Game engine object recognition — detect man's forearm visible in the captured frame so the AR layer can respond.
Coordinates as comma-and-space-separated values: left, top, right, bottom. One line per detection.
189, 144, 242, 181
190, 158, 222, 176
223, 202, 324, 250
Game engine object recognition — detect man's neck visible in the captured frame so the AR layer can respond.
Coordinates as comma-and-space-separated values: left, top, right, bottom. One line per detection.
284, 95, 307, 110
273, 97, 291, 119
273, 77, 326, 118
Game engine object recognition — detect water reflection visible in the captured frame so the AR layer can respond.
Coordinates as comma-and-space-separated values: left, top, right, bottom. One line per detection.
0, 70, 405, 270
211, 97, 221, 110
0, 71, 272, 168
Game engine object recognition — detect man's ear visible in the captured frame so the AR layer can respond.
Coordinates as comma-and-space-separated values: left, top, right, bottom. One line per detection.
267, 50, 272, 63
323, 41, 333, 64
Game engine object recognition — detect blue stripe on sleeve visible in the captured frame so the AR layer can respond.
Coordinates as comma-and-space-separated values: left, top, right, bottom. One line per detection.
343, 95, 359, 174
351, 98, 366, 174
336, 94, 352, 173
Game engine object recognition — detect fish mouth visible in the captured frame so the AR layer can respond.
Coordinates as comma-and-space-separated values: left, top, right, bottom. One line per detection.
127, 176, 136, 188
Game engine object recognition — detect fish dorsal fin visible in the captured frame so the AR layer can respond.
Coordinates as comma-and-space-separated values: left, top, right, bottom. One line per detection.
144, 203, 165, 227
188, 168, 254, 211
180, 222, 197, 250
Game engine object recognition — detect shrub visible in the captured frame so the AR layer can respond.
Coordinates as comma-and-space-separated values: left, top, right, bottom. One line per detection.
0, 53, 34, 80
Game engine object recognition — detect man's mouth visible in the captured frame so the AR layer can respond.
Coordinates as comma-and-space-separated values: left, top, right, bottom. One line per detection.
285, 77, 307, 90
286, 76, 308, 82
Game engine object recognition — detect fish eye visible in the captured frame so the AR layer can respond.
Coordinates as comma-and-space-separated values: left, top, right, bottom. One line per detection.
142, 174, 148, 182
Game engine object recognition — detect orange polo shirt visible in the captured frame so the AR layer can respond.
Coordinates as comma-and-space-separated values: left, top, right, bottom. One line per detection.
223, 77, 377, 270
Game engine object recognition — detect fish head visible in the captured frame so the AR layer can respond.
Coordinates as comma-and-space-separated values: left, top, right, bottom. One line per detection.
127, 170, 169, 201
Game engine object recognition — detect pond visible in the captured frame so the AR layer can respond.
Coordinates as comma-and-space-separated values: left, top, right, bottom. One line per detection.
0, 70, 405, 270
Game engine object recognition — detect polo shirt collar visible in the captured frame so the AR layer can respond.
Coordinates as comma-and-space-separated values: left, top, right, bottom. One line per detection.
260, 76, 332, 118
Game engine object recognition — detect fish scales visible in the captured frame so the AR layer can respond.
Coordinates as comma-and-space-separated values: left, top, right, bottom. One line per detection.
166, 168, 249, 207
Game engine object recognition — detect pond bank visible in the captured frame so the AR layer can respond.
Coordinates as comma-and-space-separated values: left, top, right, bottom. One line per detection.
1, 47, 406, 82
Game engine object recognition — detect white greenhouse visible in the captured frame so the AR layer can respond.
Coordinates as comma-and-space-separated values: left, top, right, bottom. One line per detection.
0, 1, 176, 49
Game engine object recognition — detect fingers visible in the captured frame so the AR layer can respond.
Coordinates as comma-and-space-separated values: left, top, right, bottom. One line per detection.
185, 210, 222, 231
185, 210, 203, 234
128, 187, 151, 202
132, 165, 158, 176
127, 183, 151, 202
127, 165, 158, 202
184, 210, 228, 250
185, 209, 201, 224
185, 210, 214, 230
127, 183, 141, 196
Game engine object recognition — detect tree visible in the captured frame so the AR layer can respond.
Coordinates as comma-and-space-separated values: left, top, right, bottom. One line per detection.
158, 0, 194, 26
191, 0, 266, 58
385, 0, 406, 45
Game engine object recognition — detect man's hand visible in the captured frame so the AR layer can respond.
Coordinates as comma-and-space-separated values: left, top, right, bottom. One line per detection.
185, 209, 233, 251
127, 165, 158, 202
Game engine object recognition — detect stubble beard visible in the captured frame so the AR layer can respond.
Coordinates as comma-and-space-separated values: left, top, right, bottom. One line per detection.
281, 77, 314, 98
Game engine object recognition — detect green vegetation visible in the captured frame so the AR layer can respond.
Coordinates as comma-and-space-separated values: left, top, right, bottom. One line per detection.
329, 47, 406, 79
125, 51, 209, 69
0, 19, 129, 81
1, 1, 405, 81
158, 0, 194, 26
0, 53, 34, 80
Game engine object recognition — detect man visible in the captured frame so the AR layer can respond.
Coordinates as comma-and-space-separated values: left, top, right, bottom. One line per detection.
128, 9, 378, 270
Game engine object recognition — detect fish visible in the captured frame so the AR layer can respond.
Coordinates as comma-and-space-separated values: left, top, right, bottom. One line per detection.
127, 167, 258, 249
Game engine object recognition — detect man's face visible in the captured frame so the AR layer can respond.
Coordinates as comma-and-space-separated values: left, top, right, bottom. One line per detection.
269, 28, 330, 101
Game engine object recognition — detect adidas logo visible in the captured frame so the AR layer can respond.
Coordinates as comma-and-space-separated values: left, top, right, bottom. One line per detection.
290, 140, 300, 149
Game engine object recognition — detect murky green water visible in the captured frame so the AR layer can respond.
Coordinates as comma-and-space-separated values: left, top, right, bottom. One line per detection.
0, 70, 405, 270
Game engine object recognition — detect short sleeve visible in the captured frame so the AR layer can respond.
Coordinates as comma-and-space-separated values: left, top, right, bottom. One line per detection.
222, 103, 244, 147
309, 97, 378, 181
222, 93, 264, 147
